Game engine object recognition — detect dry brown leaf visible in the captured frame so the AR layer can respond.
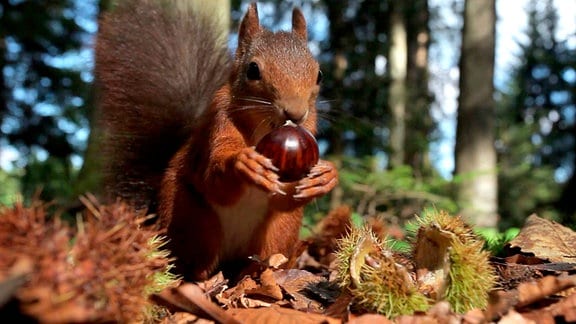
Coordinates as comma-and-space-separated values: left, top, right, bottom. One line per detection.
347, 313, 393, 324
533, 263, 576, 273
517, 275, 576, 308
462, 308, 487, 324
498, 310, 535, 324
485, 290, 519, 321
177, 283, 241, 324
245, 268, 283, 301
324, 289, 354, 321
394, 313, 445, 324
273, 269, 326, 312
505, 253, 547, 265
228, 304, 340, 324
218, 276, 259, 307
155, 286, 202, 313
197, 271, 228, 297
508, 214, 576, 263
267, 253, 289, 268
273, 269, 324, 294
296, 250, 324, 271
218, 271, 285, 309
520, 313, 556, 324
159, 312, 214, 324
493, 260, 542, 291
515, 288, 576, 323
546, 290, 576, 322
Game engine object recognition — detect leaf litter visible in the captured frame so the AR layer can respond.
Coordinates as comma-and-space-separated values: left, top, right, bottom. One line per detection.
1, 202, 576, 323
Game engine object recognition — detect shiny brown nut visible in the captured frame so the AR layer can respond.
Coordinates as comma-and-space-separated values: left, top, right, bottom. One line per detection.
256, 125, 319, 182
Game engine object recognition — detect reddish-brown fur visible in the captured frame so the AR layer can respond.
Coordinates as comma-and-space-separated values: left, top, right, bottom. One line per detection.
97, 1, 338, 281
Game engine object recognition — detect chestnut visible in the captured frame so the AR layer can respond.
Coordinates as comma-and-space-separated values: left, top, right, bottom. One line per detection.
256, 124, 319, 182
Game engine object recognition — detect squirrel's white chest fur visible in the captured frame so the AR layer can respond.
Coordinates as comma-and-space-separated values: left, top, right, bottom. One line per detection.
212, 186, 269, 260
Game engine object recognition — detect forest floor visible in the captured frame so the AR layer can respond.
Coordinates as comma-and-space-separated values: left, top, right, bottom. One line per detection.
1, 200, 575, 323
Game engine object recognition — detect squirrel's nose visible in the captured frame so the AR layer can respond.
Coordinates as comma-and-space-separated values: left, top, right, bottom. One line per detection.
284, 108, 308, 124
277, 96, 309, 124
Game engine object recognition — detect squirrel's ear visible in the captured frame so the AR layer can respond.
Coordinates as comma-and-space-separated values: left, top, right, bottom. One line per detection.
292, 8, 307, 42
239, 3, 261, 43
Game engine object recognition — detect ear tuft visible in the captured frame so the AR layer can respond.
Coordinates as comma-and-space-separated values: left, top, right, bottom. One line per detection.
239, 2, 261, 44
292, 8, 307, 41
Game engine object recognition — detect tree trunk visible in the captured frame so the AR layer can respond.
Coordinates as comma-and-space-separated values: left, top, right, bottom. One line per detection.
455, 0, 498, 227
325, 2, 348, 209
388, 1, 407, 169
185, 0, 230, 38
405, 0, 432, 177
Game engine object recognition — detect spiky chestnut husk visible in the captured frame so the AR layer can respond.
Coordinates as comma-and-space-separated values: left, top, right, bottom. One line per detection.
412, 210, 496, 313
0, 198, 179, 323
335, 226, 430, 318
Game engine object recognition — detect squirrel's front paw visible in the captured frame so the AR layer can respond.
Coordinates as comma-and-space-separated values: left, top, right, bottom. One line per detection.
293, 160, 338, 199
235, 147, 286, 195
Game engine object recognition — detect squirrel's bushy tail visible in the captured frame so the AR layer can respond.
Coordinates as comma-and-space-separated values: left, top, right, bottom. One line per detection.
96, 0, 230, 209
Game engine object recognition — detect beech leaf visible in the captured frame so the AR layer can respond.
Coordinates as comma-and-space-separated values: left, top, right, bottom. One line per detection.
508, 214, 576, 263
228, 305, 340, 324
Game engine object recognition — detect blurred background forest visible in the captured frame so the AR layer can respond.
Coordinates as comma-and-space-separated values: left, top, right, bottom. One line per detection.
1, 0, 575, 230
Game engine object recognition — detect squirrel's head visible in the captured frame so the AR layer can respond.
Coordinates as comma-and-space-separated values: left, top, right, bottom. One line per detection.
230, 3, 321, 144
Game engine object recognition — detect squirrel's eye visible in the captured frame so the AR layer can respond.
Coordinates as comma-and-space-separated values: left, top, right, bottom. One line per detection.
316, 70, 323, 85
247, 62, 261, 80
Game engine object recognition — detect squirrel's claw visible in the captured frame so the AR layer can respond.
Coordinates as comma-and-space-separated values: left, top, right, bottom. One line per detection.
293, 160, 338, 199
235, 147, 285, 195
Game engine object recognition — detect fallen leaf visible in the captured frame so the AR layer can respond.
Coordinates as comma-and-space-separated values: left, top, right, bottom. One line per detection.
273, 269, 324, 295
493, 259, 542, 291
245, 268, 283, 301
348, 313, 392, 324
273, 269, 326, 312
462, 308, 487, 324
295, 250, 324, 271
228, 304, 340, 324
508, 214, 576, 263
395, 313, 448, 324
485, 290, 519, 321
159, 312, 212, 324
324, 289, 354, 321
498, 309, 535, 324
177, 283, 241, 324
155, 286, 203, 314
505, 253, 547, 265
238, 295, 275, 308
517, 275, 576, 308
266, 253, 289, 269
519, 311, 556, 324
218, 276, 259, 307
197, 271, 228, 298
547, 290, 576, 322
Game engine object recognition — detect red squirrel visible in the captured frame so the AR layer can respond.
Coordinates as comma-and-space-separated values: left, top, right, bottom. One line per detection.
96, 0, 338, 281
